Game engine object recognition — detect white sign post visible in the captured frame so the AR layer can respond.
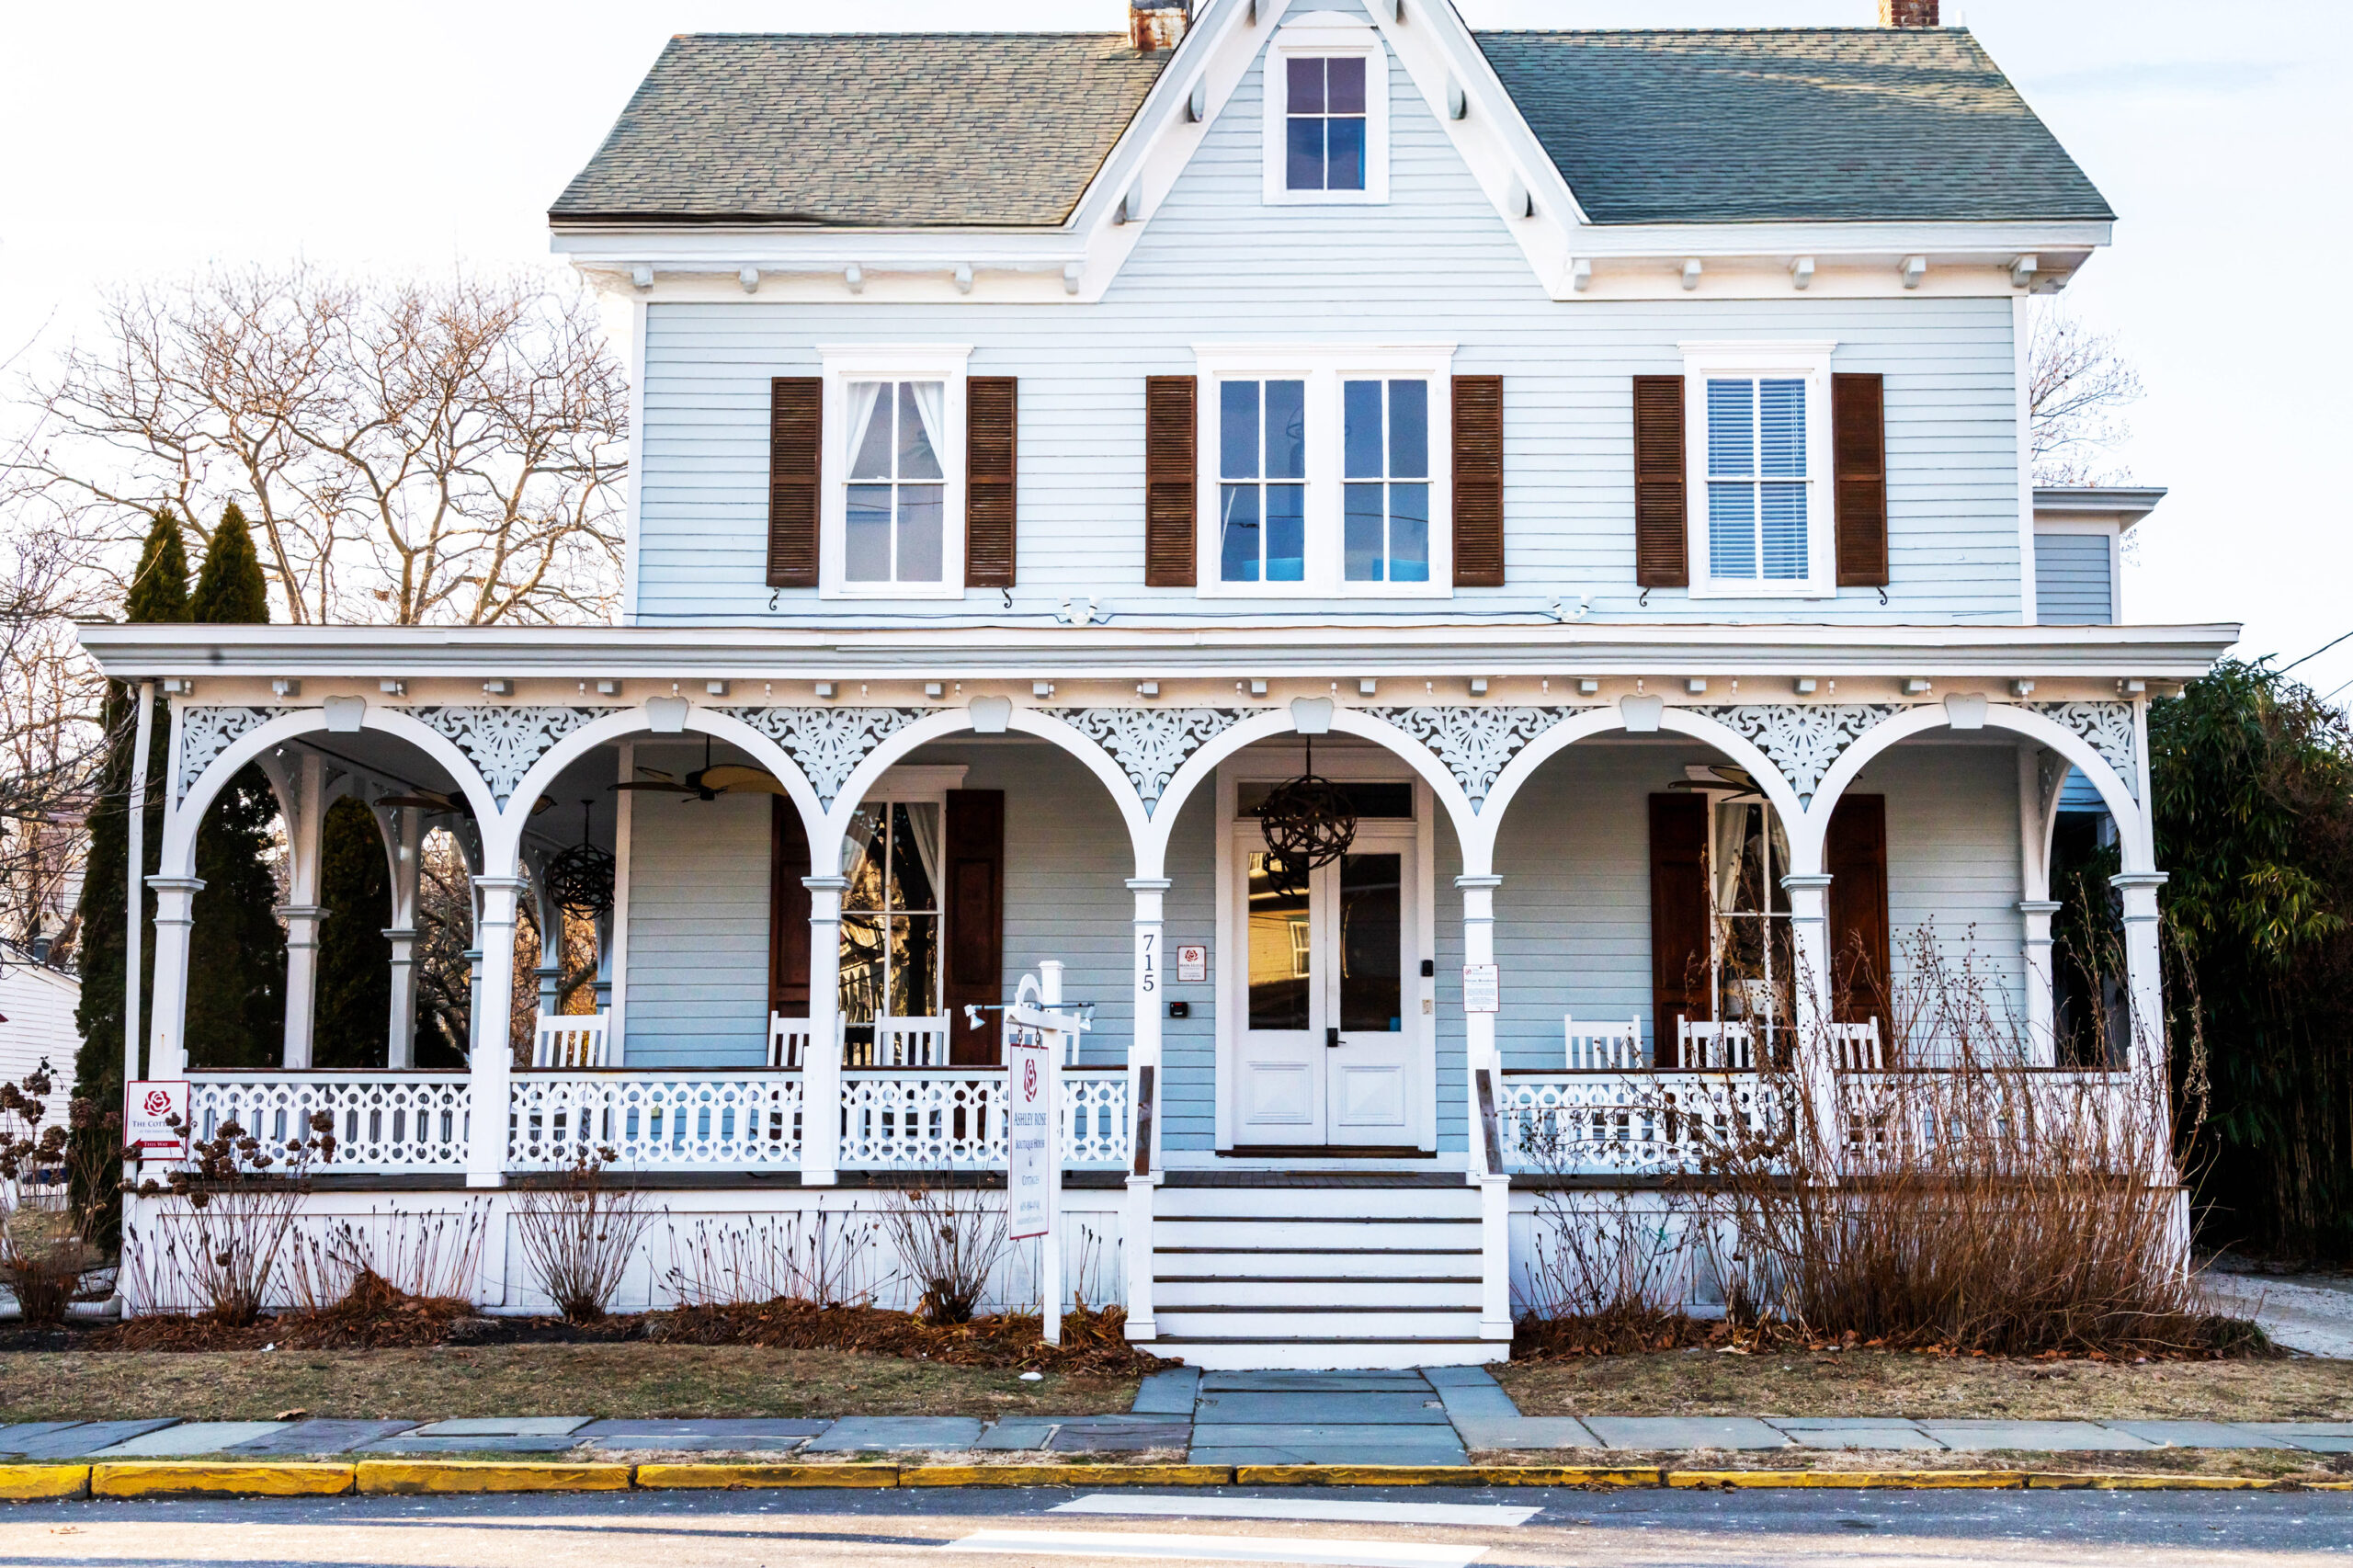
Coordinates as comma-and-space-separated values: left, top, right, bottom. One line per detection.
125, 1080, 188, 1163
1005, 960, 1086, 1346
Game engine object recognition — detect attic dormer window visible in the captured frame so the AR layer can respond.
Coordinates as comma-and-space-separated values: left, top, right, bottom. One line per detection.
1264, 18, 1389, 206
1286, 57, 1365, 191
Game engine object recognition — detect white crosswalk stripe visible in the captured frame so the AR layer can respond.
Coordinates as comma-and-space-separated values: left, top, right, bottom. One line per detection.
945, 1528, 1487, 1567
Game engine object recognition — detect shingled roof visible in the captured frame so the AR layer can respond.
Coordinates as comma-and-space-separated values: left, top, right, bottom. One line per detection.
551, 25, 2110, 230
1477, 28, 2113, 225
550, 34, 1168, 227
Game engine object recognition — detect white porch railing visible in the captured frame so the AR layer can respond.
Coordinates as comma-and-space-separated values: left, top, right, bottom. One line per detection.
187, 1074, 471, 1174
836, 1065, 1131, 1170
506, 1072, 805, 1171
1496, 1071, 1786, 1174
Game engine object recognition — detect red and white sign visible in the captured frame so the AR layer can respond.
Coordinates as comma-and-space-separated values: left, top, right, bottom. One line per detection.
125, 1080, 189, 1160
1175, 944, 1209, 983
1006, 1034, 1053, 1242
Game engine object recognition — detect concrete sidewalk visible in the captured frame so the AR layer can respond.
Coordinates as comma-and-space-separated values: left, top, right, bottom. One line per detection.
5, 1367, 2349, 1462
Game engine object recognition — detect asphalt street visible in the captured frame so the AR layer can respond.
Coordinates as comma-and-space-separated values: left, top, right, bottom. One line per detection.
0, 1484, 2349, 1567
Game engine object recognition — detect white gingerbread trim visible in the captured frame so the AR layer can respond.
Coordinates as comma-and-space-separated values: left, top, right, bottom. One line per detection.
1699, 704, 1901, 807
415, 706, 599, 807
722, 707, 927, 812
1060, 708, 1248, 816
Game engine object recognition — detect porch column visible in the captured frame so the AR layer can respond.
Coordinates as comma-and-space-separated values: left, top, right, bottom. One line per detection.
384, 803, 422, 1069
2018, 900, 2063, 1066
279, 750, 327, 1070
1124, 877, 1168, 1342
801, 874, 849, 1186
2111, 871, 2169, 1080
1780, 873, 1842, 1174
464, 874, 529, 1188
1456, 874, 1513, 1346
1454, 875, 1503, 1079
145, 877, 205, 1080
533, 877, 563, 1018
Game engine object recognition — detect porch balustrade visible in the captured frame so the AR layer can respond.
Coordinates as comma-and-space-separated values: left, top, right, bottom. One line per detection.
184, 1062, 1131, 1177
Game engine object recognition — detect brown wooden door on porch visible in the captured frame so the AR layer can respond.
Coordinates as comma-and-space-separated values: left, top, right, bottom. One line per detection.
1649, 792, 1711, 1067
944, 790, 1006, 1066
768, 798, 812, 1018
1824, 793, 1893, 1040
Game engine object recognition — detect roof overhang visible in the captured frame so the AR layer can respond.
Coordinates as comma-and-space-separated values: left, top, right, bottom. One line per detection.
2033, 485, 2167, 531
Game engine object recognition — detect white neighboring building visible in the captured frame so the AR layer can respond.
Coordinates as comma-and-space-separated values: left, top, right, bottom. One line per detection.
0, 949, 79, 1131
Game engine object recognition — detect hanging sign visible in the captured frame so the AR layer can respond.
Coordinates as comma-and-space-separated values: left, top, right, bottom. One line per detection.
125, 1080, 189, 1161
1175, 944, 1209, 983
1461, 964, 1502, 1015
1006, 1033, 1053, 1243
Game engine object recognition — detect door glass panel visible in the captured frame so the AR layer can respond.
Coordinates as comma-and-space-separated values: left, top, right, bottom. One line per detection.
890, 915, 940, 1017
1339, 852, 1402, 1032
1246, 851, 1311, 1030
840, 806, 887, 912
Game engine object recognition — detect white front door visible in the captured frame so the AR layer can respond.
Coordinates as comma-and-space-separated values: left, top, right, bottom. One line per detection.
1232, 824, 1419, 1147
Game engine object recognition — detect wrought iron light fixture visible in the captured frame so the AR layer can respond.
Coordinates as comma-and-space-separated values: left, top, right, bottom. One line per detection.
1257, 733, 1356, 895
543, 800, 615, 920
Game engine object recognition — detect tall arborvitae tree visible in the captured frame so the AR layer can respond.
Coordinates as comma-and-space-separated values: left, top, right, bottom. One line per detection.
313, 795, 392, 1069
70, 510, 190, 1229
184, 504, 286, 1068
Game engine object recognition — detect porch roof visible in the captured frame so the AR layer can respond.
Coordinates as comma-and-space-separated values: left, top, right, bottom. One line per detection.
75, 619, 2243, 687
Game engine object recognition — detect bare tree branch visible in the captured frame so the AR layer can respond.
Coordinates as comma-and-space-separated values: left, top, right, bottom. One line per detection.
2029, 301, 2144, 487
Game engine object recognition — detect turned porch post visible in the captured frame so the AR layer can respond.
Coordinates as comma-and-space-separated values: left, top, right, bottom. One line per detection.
801, 874, 849, 1185
1123, 876, 1168, 1341
278, 750, 328, 1070
464, 875, 529, 1187
144, 877, 205, 1081
383, 803, 422, 1069
1780, 871, 1844, 1173
2111, 871, 2169, 1077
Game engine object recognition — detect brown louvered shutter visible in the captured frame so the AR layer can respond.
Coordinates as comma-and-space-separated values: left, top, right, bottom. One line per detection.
1825, 793, 1893, 1041
1633, 375, 1688, 589
1143, 376, 1198, 587
944, 790, 1006, 1066
966, 376, 1017, 588
1833, 372, 1888, 586
768, 798, 812, 1019
1648, 792, 1711, 1066
767, 377, 822, 588
1451, 375, 1506, 587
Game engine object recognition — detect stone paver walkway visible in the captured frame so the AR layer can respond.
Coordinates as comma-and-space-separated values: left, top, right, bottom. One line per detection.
5, 1366, 2350, 1461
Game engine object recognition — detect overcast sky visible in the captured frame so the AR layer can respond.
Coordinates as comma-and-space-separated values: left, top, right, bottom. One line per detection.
4, 1, 2346, 692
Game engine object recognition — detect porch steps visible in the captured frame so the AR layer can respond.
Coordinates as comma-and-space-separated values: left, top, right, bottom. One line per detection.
1142, 1176, 1499, 1370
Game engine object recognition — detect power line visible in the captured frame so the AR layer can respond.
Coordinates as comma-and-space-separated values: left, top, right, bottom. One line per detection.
2280, 628, 2353, 674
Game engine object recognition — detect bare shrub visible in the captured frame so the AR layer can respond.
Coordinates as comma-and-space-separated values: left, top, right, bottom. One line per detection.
660, 1209, 881, 1310
512, 1151, 652, 1323
1515, 1178, 1718, 1356
122, 1112, 334, 1324
284, 1204, 490, 1314
876, 1177, 1008, 1326
0, 1065, 119, 1322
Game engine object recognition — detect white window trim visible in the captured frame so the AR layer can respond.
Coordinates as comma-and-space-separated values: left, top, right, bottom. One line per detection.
1679, 340, 1839, 601
1262, 16, 1392, 207
816, 344, 973, 600
1192, 341, 1455, 599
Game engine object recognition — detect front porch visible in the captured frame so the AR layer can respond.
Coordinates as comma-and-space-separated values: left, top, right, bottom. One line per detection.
95, 629, 2190, 1365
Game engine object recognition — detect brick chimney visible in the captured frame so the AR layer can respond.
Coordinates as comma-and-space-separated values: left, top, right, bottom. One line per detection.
1879, 0, 1939, 24
1131, 0, 1189, 53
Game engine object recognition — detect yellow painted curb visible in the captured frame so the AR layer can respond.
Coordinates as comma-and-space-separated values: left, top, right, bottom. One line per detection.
635, 1462, 899, 1490
0, 1465, 89, 1501
2027, 1473, 2278, 1491
903, 1464, 1233, 1488
1668, 1470, 2029, 1490
1465, 1466, 1663, 1488
93, 1462, 353, 1499
355, 1460, 631, 1495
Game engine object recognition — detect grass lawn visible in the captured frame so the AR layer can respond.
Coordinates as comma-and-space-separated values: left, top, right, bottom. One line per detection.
0, 1345, 1141, 1423
1495, 1349, 2353, 1423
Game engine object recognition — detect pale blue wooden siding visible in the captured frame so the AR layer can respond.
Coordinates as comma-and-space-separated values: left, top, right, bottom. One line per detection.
621, 780, 771, 1067
1858, 744, 2027, 1022
2034, 532, 2114, 624
631, 0, 2023, 628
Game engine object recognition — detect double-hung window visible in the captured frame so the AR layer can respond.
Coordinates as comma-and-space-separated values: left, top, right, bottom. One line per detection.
1198, 346, 1451, 597
1343, 379, 1429, 583
819, 346, 970, 598
846, 381, 946, 585
1220, 379, 1307, 583
1680, 343, 1836, 597
1263, 21, 1389, 205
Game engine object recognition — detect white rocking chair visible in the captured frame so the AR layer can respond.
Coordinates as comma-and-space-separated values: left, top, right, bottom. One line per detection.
1828, 1017, 1885, 1071
1563, 1016, 1646, 1072
532, 1011, 612, 1069
1677, 1017, 1755, 1071
768, 1013, 813, 1069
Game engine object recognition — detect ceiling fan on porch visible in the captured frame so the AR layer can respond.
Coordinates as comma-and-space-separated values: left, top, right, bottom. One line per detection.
1665, 764, 1767, 803
609, 732, 784, 802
